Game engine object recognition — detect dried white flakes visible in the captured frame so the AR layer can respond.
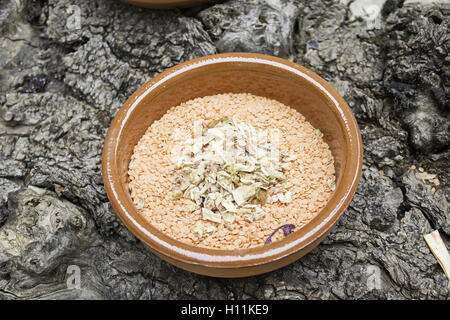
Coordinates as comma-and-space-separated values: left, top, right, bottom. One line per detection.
328, 179, 336, 191
201, 208, 222, 224
193, 221, 204, 238
193, 221, 216, 238
135, 198, 145, 210
182, 202, 198, 212
315, 129, 323, 137
222, 212, 236, 225
277, 191, 292, 204
221, 199, 237, 213
232, 185, 257, 206
173, 117, 295, 228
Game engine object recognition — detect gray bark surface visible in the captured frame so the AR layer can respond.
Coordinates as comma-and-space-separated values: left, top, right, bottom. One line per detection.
0, 0, 449, 299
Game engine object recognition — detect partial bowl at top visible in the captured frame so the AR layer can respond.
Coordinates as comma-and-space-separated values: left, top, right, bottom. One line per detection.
120, 0, 209, 9
102, 52, 363, 277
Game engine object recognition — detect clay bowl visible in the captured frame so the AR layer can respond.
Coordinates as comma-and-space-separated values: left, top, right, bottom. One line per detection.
102, 52, 363, 278
120, 0, 209, 9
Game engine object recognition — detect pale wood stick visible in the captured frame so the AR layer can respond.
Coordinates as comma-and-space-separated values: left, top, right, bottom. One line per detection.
424, 230, 450, 282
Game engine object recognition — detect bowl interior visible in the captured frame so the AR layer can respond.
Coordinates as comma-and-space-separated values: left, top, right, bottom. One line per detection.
116, 63, 348, 197
104, 56, 361, 272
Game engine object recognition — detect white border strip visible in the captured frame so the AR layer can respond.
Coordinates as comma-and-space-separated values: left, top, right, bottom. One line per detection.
106, 56, 361, 263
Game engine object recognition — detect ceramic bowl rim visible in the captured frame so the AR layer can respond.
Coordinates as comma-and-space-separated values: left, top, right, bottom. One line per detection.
120, 0, 209, 9
101, 52, 363, 270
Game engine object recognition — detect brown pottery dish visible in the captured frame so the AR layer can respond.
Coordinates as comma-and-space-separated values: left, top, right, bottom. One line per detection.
102, 52, 363, 277
120, 0, 209, 9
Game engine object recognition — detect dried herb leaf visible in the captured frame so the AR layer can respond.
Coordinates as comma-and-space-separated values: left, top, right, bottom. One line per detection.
315, 129, 323, 137
265, 224, 296, 245
193, 221, 204, 238
277, 191, 292, 204
328, 179, 336, 191
193, 221, 216, 238
256, 189, 268, 204
183, 202, 198, 212
221, 199, 237, 212
282, 224, 296, 236
222, 212, 236, 225
202, 208, 222, 223
233, 185, 257, 206
135, 198, 145, 210
173, 117, 297, 228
